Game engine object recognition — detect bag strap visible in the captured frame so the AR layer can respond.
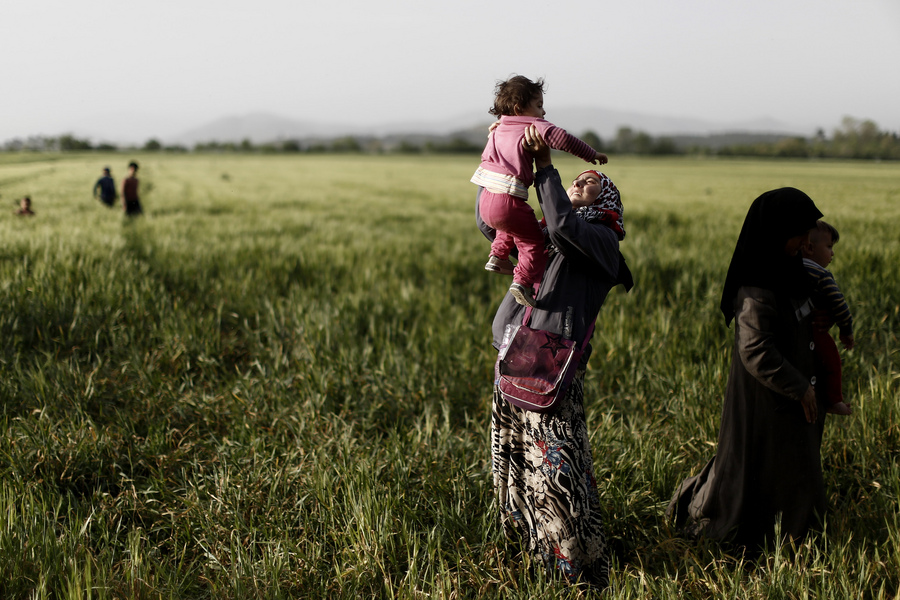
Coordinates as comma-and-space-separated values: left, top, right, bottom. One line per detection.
522, 304, 534, 327
521, 264, 595, 349
522, 303, 596, 349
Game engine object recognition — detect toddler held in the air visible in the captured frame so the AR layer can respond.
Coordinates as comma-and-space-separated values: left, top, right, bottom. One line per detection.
472, 75, 607, 307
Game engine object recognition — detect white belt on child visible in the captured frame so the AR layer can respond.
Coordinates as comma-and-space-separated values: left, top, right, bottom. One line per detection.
471, 167, 529, 200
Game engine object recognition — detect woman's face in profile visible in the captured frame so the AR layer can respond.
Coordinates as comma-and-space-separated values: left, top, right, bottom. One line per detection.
784, 231, 811, 256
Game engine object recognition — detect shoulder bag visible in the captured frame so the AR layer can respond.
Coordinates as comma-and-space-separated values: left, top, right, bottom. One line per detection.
495, 305, 595, 413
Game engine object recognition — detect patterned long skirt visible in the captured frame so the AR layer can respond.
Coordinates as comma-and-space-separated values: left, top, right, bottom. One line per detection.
491, 372, 610, 589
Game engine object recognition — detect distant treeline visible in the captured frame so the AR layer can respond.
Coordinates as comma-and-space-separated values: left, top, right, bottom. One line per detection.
4, 117, 898, 160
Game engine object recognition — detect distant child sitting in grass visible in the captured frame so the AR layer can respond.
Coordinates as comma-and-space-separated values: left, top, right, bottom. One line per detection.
472, 75, 607, 308
15, 196, 35, 216
802, 219, 854, 416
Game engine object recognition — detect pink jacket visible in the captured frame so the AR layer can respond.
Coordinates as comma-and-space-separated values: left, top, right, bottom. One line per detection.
478, 115, 597, 188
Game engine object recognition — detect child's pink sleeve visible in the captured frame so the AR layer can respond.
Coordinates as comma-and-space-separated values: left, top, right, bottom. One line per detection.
538, 121, 598, 162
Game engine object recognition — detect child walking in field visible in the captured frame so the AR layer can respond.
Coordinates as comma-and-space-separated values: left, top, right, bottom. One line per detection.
802, 220, 854, 416
472, 75, 608, 307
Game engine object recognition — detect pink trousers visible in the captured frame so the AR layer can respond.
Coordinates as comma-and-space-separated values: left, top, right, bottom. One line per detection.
480, 190, 546, 286
813, 328, 844, 406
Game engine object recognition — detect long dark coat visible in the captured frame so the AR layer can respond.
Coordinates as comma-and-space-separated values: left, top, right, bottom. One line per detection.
667, 285, 826, 548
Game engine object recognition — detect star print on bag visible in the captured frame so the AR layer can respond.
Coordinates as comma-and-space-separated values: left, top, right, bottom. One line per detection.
540, 332, 569, 359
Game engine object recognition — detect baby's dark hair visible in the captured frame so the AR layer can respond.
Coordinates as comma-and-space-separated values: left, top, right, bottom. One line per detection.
811, 219, 840, 244
489, 75, 545, 117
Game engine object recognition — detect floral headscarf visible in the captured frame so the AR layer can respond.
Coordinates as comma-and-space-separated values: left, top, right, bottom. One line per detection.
573, 170, 625, 240
538, 169, 634, 290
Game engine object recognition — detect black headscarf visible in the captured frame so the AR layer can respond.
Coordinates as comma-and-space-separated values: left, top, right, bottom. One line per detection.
720, 187, 823, 325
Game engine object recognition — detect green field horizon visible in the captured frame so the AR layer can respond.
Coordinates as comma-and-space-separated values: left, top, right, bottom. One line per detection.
1, 153, 898, 598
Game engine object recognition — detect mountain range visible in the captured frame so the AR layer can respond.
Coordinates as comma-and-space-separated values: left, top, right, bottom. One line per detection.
168, 108, 812, 147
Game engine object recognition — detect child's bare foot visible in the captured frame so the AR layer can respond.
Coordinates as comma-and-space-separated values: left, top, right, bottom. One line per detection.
827, 401, 852, 416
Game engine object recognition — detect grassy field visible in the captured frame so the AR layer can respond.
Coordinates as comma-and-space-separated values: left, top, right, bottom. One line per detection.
0, 152, 898, 598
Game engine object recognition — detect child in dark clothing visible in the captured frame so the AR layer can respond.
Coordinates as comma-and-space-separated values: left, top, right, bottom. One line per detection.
122, 161, 143, 216
94, 167, 117, 206
802, 220, 854, 416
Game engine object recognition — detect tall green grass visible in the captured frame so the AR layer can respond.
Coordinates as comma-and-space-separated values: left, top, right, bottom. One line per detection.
0, 153, 898, 598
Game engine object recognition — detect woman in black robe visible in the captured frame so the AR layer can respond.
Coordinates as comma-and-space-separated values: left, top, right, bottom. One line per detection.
667, 187, 825, 550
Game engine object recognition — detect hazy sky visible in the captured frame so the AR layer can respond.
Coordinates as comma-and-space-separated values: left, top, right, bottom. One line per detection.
3, 0, 898, 143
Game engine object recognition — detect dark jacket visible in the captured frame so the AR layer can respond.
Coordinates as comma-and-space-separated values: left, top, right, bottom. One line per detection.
477, 165, 632, 361
668, 286, 824, 547
94, 176, 117, 204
